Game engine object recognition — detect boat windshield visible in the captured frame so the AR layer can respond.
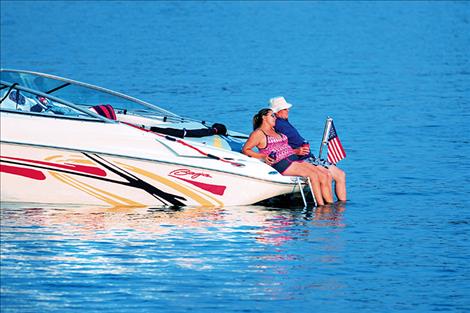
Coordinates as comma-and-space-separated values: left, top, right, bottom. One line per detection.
0, 69, 180, 120
0, 80, 112, 121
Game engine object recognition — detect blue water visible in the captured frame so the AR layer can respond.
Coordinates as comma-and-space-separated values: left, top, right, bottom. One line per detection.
1, 1, 470, 312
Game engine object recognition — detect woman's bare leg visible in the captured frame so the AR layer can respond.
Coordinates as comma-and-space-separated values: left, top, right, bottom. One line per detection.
306, 164, 334, 203
282, 162, 325, 206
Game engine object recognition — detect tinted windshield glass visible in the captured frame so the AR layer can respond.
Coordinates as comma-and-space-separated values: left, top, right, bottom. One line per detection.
0, 83, 103, 120
0, 70, 177, 117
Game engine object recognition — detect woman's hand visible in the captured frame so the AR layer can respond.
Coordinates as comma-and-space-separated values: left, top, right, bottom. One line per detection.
263, 155, 276, 165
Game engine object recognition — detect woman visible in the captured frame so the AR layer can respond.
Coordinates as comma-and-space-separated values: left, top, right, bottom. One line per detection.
242, 108, 333, 206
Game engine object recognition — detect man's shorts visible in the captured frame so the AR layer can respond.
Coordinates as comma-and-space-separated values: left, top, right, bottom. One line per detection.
301, 154, 332, 168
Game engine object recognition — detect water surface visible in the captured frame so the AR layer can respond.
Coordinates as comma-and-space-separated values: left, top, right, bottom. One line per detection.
1, 2, 470, 312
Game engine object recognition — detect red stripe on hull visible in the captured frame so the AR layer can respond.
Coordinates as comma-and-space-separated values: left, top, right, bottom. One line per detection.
0, 156, 107, 177
1, 164, 46, 180
171, 176, 226, 196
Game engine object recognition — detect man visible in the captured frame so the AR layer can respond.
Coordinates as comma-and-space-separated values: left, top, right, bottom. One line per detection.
269, 96, 347, 201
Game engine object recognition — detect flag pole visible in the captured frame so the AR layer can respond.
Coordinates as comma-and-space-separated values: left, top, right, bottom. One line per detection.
318, 117, 332, 159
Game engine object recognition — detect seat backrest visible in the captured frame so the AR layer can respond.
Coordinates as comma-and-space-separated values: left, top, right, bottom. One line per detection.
90, 104, 117, 120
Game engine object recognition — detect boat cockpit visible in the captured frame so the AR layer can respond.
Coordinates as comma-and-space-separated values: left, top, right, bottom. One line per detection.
0, 80, 113, 122
1, 69, 178, 121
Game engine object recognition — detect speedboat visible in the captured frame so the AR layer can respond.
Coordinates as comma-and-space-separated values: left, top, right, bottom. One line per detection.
1, 69, 304, 207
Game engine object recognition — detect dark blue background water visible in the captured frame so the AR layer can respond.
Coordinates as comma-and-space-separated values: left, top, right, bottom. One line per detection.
1, 2, 470, 312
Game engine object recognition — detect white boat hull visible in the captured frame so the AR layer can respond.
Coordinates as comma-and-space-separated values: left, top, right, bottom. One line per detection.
1, 143, 298, 207
0, 110, 299, 207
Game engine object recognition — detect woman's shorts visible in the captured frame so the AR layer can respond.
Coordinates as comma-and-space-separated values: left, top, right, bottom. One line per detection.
272, 154, 303, 174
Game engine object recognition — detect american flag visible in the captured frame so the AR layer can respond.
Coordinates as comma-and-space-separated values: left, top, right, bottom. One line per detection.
327, 121, 346, 164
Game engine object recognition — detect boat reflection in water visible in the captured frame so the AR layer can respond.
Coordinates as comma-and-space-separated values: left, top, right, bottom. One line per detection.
0, 203, 346, 243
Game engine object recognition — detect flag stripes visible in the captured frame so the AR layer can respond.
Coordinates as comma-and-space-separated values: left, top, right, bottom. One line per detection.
327, 137, 346, 164
326, 121, 346, 165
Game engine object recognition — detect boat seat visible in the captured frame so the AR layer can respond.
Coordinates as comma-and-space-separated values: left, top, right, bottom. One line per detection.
90, 104, 117, 120
225, 139, 244, 152
0, 89, 36, 111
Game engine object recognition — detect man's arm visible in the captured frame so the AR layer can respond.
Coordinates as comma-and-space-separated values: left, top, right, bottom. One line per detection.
275, 119, 309, 156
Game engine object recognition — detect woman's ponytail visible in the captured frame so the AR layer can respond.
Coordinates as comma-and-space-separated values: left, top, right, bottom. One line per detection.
252, 108, 271, 130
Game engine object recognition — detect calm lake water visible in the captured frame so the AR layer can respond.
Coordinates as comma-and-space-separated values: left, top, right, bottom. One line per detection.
1, 1, 470, 312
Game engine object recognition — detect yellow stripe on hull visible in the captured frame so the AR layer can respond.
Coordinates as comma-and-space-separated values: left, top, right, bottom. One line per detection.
116, 162, 221, 207
49, 172, 145, 207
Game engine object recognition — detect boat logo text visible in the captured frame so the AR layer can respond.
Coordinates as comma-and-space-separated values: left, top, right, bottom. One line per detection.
169, 168, 212, 180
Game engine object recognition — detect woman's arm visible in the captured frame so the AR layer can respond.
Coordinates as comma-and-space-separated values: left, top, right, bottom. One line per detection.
242, 131, 275, 165
242, 131, 265, 160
